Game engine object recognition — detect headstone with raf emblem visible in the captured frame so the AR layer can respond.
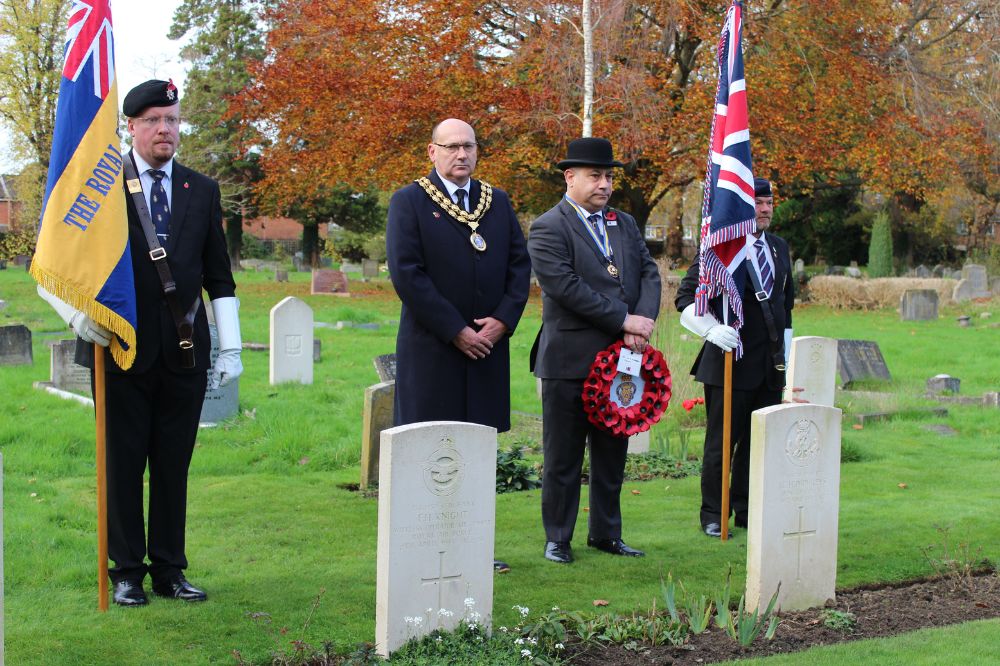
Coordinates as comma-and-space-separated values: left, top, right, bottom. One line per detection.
746, 403, 842, 613
375, 421, 497, 656
782, 337, 838, 407
270, 297, 314, 385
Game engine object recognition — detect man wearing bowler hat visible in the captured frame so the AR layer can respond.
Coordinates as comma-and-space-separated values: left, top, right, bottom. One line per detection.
38, 79, 242, 605
527, 137, 661, 564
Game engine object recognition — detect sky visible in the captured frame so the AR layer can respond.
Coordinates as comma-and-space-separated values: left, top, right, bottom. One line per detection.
0, 0, 187, 173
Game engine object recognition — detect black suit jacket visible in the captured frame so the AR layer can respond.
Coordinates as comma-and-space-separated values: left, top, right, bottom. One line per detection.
77, 154, 236, 374
674, 232, 793, 391
528, 199, 661, 379
386, 171, 531, 431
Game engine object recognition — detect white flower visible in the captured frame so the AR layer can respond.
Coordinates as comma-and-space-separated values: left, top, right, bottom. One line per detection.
499, 626, 509, 633
521, 649, 532, 658
528, 637, 538, 645
555, 643, 565, 650
514, 637, 525, 645
469, 611, 482, 622
476, 635, 483, 642
435, 636, 443, 643
464, 597, 476, 608
551, 606, 560, 611
512, 604, 530, 618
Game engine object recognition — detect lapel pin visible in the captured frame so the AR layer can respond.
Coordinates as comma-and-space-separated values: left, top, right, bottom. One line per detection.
184, 182, 189, 189
432, 211, 440, 218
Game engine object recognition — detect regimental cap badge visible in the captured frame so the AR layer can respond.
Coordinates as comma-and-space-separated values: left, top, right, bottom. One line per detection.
166, 79, 177, 101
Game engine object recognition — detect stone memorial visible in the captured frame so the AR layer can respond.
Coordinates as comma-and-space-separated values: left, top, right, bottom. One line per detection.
201, 324, 239, 424
836, 339, 891, 387
746, 403, 842, 612
311, 269, 349, 296
313, 338, 321, 362
270, 297, 314, 385
963, 264, 989, 292
375, 422, 497, 656
363, 258, 379, 278
373, 353, 398, 383
914, 264, 931, 278
793, 258, 805, 274
844, 266, 862, 278
360, 380, 396, 489
627, 429, 650, 454
0, 324, 32, 366
783, 337, 837, 407
900, 289, 938, 321
275, 269, 288, 282
926, 374, 960, 395
341, 262, 361, 274
49, 339, 91, 395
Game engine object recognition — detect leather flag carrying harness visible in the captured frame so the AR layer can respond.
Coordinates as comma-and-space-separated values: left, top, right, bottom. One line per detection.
123, 153, 198, 368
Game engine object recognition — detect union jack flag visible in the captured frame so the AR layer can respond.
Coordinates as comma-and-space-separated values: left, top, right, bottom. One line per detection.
63, 0, 115, 99
696, 0, 756, 357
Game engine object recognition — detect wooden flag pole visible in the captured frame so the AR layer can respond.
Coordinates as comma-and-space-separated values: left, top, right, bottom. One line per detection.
721, 350, 733, 541
94, 344, 109, 611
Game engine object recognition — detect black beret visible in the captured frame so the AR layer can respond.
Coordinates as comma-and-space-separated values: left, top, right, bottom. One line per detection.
753, 177, 772, 197
122, 79, 180, 117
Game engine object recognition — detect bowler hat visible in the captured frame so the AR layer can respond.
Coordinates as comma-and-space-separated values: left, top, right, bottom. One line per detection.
557, 137, 624, 170
753, 177, 772, 197
123, 79, 180, 117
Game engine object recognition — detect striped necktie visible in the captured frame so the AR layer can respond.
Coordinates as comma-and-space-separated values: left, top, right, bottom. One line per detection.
754, 237, 774, 297
149, 169, 171, 243
588, 213, 605, 244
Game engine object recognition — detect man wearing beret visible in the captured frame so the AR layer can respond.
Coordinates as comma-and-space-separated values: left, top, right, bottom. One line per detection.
38, 79, 242, 605
527, 137, 661, 564
674, 177, 793, 538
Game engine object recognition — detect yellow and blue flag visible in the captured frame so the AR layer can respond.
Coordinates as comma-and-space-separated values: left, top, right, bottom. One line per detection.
31, 0, 136, 369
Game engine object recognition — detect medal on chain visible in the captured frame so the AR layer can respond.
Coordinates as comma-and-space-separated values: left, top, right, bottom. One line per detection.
416, 177, 493, 252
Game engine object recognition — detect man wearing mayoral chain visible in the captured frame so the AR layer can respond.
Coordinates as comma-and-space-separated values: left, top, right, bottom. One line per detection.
527, 137, 661, 564
386, 119, 531, 568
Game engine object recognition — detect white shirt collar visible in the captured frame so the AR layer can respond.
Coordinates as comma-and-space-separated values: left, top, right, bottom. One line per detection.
132, 150, 173, 180
435, 170, 470, 201
564, 195, 603, 222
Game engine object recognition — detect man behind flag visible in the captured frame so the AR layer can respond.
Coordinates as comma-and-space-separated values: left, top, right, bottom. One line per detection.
673, 1, 794, 538
34, 1, 244, 608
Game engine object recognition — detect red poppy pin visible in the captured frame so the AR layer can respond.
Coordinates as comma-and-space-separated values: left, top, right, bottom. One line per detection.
433, 211, 441, 218
605, 211, 617, 221
183, 182, 189, 189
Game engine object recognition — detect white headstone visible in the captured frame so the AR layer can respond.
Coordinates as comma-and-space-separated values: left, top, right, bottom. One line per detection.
375, 422, 497, 656
49, 339, 92, 395
269, 297, 314, 385
783, 337, 838, 407
627, 429, 650, 454
746, 403, 842, 612
962, 264, 989, 293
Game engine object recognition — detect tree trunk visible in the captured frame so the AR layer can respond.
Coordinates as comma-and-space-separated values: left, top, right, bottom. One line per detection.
302, 224, 320, 267
666, 194, 685, 260
226, 209, 243, 269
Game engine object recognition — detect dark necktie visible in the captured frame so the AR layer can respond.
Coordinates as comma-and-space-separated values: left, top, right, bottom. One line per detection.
454, 188, 467, 212
149, 169, 171, 243
755, 237, 774, 296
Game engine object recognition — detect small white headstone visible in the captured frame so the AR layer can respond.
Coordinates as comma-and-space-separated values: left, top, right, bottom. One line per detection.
783, 337, 838, 407
627, 429, 650, 454
746, 403, 842, 612
269, 297, 314, 385
375, 422, 497, 656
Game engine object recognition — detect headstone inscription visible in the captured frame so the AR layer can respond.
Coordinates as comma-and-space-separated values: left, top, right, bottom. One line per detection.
0, 324, 32, 366
900, 289, 938, 321
270, 297, 314, 385
836, 339, 891, 388
746, 403, 842, 612
373, 353, 398, 383
201, 324, 239, 424
782, 337, 837, 407
311, 269, 350, 296
50, 339, 91, 395
360, 380, 395, 489
375, 422, 497, 656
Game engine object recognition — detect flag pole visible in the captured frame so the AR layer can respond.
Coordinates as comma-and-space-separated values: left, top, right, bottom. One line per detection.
721, 350, 732, 542
94, 344, 109, 611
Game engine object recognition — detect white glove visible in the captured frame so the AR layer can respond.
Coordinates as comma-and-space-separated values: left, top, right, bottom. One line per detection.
680, 302, 739, 352
37, 284, 112, 347
784, 328, 793, 364
209, 296, 242, 389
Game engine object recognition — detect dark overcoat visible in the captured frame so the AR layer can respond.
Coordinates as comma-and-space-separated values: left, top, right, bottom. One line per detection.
76, 153, 235, 373
386, 171, 531, 432
674, 231, 793, 391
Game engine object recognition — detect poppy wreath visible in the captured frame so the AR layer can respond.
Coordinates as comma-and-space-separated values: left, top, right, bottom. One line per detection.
581, 340, 672, 437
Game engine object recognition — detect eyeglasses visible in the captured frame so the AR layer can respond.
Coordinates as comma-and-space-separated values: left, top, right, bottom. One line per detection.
433, 142, 478, 154
135, 115, 181, 128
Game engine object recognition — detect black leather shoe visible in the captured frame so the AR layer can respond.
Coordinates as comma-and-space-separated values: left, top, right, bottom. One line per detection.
113, 580, 148, 606
703, 522, 722, 537
587, 537, 645, 557
493, 559, 511, 573
544, 541, 573, 564
152, 576, 207, 602
734, 517, 748, 529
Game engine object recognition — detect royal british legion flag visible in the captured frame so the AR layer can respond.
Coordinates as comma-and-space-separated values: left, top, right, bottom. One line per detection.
32, 0, 136, 369
696, 0, 757, 358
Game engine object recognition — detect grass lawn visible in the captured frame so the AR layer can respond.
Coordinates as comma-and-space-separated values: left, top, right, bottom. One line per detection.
1, 267, 997, 664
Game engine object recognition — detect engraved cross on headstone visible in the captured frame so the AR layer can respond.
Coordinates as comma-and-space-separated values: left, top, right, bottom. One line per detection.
421, 550, 463, 627
783, 506, 817, 582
